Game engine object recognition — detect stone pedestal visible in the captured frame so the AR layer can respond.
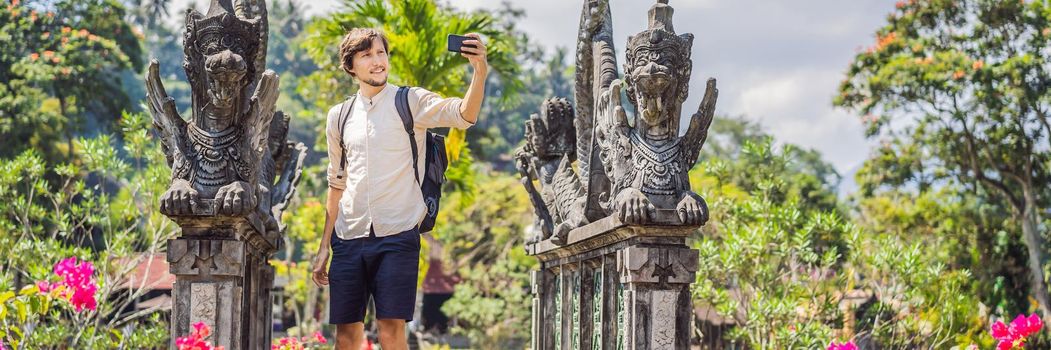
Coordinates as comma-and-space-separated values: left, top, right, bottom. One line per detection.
166, 213, 280, 350
527, 215, 699, 350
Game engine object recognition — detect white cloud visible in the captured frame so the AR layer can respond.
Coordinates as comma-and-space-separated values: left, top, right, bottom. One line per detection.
732, 69, 872, 172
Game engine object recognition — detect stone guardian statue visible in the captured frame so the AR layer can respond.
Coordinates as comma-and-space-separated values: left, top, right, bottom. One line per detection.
144, 0, 306, 348
516, 0, 718, 245
594, 0, 718, 226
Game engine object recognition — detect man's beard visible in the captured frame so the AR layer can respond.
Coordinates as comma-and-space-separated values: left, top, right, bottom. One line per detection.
362, 77, 387, 87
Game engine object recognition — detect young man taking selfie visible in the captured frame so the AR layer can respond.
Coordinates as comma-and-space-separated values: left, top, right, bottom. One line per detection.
311, 28, 487, 350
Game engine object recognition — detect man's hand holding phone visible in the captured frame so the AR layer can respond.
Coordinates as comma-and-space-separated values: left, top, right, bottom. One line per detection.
449, 33, 488, 75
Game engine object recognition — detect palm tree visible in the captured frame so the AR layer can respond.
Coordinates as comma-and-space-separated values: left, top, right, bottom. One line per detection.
302, 0, 522, 104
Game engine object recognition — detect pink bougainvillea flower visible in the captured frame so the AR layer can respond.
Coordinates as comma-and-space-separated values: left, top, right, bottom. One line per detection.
176, 322, 224, 350
828, 341, 858, 350
1, 338, 6, 350
52, 257, 98, 312
1012, 314, 1043, 337
992, 319, 1013, 340
272, 331, 326, 349
992, 313, 1044, 350
194, 321, 212, 338
36, 280, 51, 293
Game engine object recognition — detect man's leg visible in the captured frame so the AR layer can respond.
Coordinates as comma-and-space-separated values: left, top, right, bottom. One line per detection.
335, 322, 365, 350
376, 318, 408, 350
329, 233, 369, 348
368, 228, 420, 350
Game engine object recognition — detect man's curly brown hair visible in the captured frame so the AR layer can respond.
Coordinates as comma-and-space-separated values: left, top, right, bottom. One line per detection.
339, 28, 390, 77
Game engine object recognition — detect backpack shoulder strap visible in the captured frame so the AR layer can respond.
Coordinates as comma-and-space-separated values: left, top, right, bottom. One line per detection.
395, 86, 421, 185
336, 94, 357, 175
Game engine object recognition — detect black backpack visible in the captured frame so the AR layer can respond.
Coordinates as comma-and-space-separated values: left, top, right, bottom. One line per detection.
335, 86, 448, 233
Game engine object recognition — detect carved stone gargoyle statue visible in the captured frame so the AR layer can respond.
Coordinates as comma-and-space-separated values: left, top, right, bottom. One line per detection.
145, 0, 305, 236
595, 0, 717, 226
517, 0, 717, 244
515, 98, 588, 244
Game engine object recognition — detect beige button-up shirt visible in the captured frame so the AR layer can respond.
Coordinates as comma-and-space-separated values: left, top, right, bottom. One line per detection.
326, 83, 474, 240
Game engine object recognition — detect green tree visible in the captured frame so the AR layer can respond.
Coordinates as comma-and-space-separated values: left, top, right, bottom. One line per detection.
854, 136, 1031, 316
836, 0, 1051, 321
690, 139, 850, 349
0, 0, 143, 162
124, 0, 172, 31
436, 172, 536, 347
699, 117, 843, 215
691, 137, 990, 348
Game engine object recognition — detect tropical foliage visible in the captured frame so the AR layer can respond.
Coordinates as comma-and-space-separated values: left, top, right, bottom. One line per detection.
0, 0, 1049, 348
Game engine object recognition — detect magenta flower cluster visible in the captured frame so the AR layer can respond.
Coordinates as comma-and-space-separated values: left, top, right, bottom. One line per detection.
175, 322, 225, 350
828, 340, 858, 350
37, 257, 98, 312
272, 331, 327, 350
992, 314, 1043, 350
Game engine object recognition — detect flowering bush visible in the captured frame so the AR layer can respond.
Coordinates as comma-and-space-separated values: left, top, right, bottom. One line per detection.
272, 331, 327, 350
175, 322, 224, 350
0, 256, 102, 348
992, 314, 1043, 350
0, 113, 171, 348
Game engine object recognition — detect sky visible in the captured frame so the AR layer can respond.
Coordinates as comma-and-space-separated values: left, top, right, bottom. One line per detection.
172, 0, 896, 177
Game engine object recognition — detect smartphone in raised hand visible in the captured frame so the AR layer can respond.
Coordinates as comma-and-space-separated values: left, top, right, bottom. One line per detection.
447, 34, 476, 54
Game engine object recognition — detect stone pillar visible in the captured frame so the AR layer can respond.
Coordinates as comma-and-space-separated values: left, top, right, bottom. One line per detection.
167, 214, 280, 349
528, 216, 699, 350
617, 245, 697, 349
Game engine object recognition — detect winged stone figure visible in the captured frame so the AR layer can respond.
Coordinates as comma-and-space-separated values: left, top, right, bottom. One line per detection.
518, 0, 718, 244
583, 0, 717, 226
146, 0, 302, 234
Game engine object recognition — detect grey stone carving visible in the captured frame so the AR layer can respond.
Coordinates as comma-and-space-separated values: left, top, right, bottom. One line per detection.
516, 98, 588, 244
146, 0, 305, 235
526, 2, 709, 349
145, 0, 305, 348
517, 0, 718, 246
596, 0, 717, 227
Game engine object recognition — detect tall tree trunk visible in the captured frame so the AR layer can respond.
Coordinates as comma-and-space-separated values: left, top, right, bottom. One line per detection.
1021, 185, 1051, 322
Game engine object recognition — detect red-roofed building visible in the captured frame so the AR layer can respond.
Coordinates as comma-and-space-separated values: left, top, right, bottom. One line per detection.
117, 253, 175, 312
121, 253, 175, 291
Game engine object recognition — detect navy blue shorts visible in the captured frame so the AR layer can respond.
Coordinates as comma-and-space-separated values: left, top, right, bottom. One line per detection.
328, 226, 421, 324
